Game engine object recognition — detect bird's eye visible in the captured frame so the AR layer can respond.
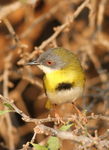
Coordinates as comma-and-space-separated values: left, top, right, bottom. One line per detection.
46, 60, 53, 65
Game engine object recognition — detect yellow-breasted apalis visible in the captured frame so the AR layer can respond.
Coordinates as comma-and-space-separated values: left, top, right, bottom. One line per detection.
27, 47, 85, 108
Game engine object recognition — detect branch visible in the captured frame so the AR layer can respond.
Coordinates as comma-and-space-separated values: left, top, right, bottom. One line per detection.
0, 93, 109, 149
0, 2, 22, 20
34, 124, 109, 148
28, 0, 90, 60
21, 0, 64, 38
0, 0, 37, 20
0, 94, 30, 122
39, 0, 90, 50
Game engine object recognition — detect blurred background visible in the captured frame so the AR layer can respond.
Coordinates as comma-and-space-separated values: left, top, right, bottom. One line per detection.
0, 0, 109, 149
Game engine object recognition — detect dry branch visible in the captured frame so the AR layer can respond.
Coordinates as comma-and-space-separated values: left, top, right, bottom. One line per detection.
0, 0, 109, 149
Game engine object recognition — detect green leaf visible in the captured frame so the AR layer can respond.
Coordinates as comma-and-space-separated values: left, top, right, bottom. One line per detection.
47, 136, 60, 150
59, 123, 74, 131
0, 110, 13, 115
31, 143, 48, 150
4, 103, 14, 110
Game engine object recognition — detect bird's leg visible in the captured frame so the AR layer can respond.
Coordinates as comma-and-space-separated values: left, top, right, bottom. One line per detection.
54, 104, 65, 124
49, 104, 65, 124
72, 102, 87, 124
72, 102, 81, 115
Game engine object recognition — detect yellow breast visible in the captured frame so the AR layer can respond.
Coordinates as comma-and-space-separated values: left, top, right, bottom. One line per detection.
43, 67, 85, 105
43, 67, 85, 93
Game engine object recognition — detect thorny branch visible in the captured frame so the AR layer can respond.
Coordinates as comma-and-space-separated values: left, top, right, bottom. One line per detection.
0, 0, 109, 149
1, 93, 109, 123
3, 55, 15, 150
34, 124, 109, 149
0, 94, 109, 149
28, 0, 90, 61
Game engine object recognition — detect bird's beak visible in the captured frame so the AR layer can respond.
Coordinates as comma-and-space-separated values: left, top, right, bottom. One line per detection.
25, 60, 40, 66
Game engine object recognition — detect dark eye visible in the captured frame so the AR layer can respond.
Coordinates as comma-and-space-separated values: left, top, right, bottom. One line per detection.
46, 60, 54, 65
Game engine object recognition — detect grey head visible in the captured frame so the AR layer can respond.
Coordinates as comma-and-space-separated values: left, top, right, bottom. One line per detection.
27, 47, 80, 73
36, 48, 67, 70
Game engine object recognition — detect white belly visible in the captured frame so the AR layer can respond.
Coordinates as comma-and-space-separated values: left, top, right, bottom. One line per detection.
46, 87, 83, 104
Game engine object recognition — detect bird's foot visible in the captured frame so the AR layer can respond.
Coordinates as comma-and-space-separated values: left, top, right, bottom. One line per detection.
72, 102, 88, 124
54, 113, 65, 124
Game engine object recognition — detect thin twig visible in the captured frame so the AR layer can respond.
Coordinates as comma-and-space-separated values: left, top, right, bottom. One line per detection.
21, 1, 64, 38
3, 18, 28, 49
97, 0, 107, 32
28, 0, 90, 60
0, 2, 22, 19
3, 55, 15, 150
1, 94, 109, 124
34, 124, 109, 148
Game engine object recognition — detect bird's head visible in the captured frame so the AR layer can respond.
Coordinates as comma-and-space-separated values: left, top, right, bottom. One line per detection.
26, 47, 81, 73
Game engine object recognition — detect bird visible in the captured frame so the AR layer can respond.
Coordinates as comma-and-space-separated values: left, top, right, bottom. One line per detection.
27, 47, 85, 109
